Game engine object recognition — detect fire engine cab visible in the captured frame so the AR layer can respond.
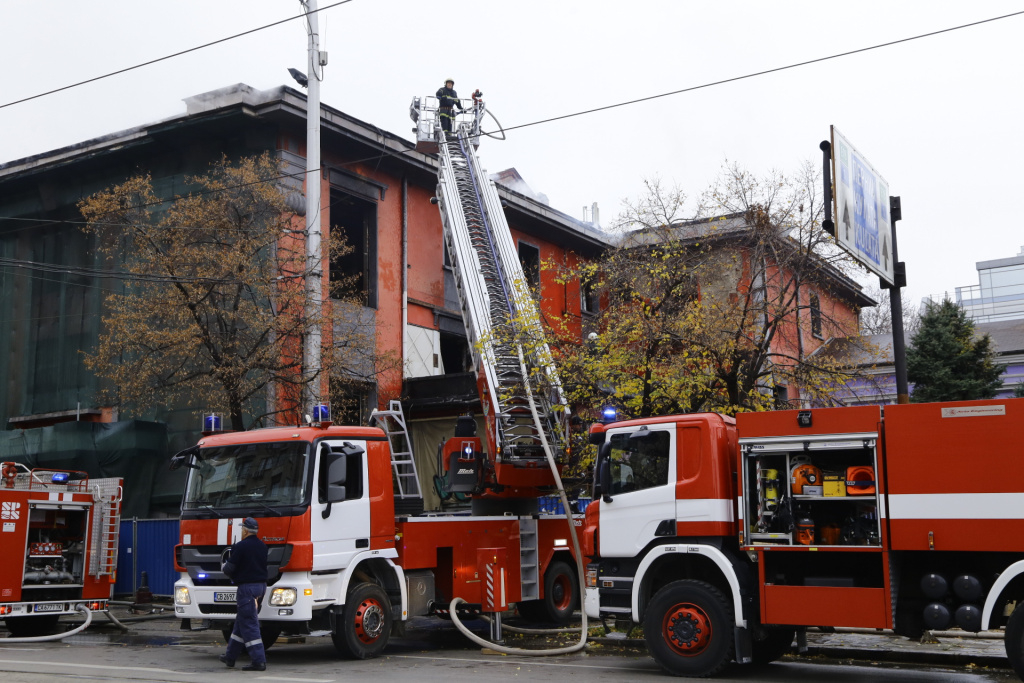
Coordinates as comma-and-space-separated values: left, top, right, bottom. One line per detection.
584, 399, 1024, 680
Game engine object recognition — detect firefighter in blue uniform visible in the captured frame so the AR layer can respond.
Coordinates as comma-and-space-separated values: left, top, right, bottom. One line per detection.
436, 78, 462, 135
219, 517, 269, 671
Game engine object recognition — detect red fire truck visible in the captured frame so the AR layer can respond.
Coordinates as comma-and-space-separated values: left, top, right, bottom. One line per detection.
171, 93, 582, 656
170, 421, 580, 656
583, 399, 1024, 679
0, 463, 122, 637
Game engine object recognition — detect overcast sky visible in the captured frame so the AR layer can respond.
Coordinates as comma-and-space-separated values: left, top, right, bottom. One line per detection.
2, 1, 1022, 309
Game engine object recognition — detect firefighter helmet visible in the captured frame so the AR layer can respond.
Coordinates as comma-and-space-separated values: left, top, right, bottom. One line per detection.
445, 78, 454, 85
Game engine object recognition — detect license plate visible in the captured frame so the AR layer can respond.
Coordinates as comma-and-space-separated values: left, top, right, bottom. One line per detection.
214, 592, 236, 602
34, 603, 64, 613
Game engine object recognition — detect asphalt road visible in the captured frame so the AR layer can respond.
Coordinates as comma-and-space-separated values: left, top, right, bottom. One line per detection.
0, 613, 1018, 682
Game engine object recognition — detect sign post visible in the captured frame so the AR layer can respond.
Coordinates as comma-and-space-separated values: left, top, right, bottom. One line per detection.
821, 128, 908, 403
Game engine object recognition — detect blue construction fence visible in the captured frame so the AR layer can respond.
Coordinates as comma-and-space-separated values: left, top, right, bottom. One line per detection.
115, 518, 180, 597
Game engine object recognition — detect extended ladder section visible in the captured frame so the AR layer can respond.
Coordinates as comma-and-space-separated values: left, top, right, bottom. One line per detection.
411, 96, 568, 479
89, 478, 122, 579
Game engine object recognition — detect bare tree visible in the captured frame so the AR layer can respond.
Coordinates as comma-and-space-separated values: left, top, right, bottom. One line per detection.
859, 285, 921, 338
79, 154, 397, 430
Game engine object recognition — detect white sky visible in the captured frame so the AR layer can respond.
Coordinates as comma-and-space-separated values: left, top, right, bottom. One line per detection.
2, 1, 1022, 309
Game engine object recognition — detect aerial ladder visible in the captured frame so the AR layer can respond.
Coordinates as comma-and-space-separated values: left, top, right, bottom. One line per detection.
410, 93, 569, 507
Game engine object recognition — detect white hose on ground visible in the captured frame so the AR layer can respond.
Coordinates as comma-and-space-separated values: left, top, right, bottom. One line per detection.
480, 614, 582, 635
447, 345, 588, 656
1, 604, 93, 643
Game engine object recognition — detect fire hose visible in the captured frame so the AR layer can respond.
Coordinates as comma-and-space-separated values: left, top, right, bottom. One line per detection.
447, 346, 588, 656
1, 604, 93, 643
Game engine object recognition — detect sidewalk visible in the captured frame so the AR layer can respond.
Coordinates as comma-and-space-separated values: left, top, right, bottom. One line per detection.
591, 626, 1011, 670
803, 628, 1010, 669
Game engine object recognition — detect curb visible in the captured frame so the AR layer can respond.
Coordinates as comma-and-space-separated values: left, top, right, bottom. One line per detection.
802, 644, 1010, 670
588, 635, 1012, 671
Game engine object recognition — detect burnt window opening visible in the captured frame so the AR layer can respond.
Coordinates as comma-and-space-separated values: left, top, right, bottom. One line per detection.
439, 332, 471, 375
581, 280, 598, 315
518, 241, 541, 289
329, 190, 377, 308
330, 376, 371, 425
809, 293, 823, 339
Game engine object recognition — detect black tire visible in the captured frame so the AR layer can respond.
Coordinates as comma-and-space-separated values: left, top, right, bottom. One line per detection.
4, 614, 61, 638
518, 560, 579, 625
1005, 601, 1024, 680
220, 622, 282, 651
643, 580, 734, 678
750, 627, 795, 665
332, 582, 392, 659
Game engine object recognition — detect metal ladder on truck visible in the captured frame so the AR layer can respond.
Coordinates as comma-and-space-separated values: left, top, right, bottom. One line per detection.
89, 478, 123, 579
409, 94, 569, 482
370, 400, 423, 514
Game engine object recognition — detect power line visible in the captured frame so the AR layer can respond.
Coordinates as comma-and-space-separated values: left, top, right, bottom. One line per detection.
2, 10, 1021, 234
492, 9, 1024, 134
0, 256, 279, 285
0, 0, 355, 111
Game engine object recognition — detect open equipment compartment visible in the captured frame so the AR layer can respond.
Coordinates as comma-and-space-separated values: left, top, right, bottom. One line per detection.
741, 433, 880, 548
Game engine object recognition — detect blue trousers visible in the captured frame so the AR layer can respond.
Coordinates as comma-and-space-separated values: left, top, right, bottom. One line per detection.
224, 582, 267, 664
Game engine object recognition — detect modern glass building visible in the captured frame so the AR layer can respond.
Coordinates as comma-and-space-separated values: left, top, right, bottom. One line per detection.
956, 247, 1024, 323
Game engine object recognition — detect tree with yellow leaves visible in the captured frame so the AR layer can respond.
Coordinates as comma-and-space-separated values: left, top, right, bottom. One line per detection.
548, 163, 872, 424
78, 154, 395, 430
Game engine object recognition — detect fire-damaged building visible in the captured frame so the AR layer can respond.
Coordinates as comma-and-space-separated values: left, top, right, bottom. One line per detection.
0, 83, 608, 516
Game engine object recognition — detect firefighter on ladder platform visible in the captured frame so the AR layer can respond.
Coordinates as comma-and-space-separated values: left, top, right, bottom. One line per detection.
436, 78, 462, 136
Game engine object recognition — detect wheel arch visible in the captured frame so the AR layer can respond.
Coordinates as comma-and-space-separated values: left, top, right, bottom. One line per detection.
983, 559, 1024, 630
633, 544, 748, 629
341, 554, 407, 621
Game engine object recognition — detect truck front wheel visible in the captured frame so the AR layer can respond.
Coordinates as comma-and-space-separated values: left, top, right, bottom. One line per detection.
1005, 601, 1024, 680
332, 582, 392, 659
643, 580, 734, 677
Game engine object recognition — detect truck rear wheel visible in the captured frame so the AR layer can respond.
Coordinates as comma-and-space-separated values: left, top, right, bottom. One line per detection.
643, 580, 733, 678
517, 560, 579, 625
4, 614, 60, 638
332, 582, 391, 659
1005, 601, 1024, 680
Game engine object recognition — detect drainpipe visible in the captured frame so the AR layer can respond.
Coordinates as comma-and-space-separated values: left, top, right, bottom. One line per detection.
402, 177, 409, 378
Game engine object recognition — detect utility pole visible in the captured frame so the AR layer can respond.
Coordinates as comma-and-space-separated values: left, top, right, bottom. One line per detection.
301, 0, 326, 414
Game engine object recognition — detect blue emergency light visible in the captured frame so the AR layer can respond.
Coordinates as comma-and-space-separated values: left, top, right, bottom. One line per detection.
313, 403, 330, 423
51, 472, 69, 484
601, 406, 617, 423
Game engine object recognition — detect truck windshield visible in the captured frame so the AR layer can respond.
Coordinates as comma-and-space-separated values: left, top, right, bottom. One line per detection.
183, 441, 309, 510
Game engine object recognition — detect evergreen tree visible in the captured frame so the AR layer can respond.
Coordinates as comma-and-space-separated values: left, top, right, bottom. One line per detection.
907, 298, 1004, 402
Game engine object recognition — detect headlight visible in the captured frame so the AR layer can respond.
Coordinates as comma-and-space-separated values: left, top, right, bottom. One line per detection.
270, 588, 297, 606
175, 587, 191, 605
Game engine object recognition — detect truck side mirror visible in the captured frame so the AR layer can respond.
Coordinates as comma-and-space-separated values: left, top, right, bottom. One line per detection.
596, 443, 613, 503
169, 446, 200, 471
319, 451, 348, 518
